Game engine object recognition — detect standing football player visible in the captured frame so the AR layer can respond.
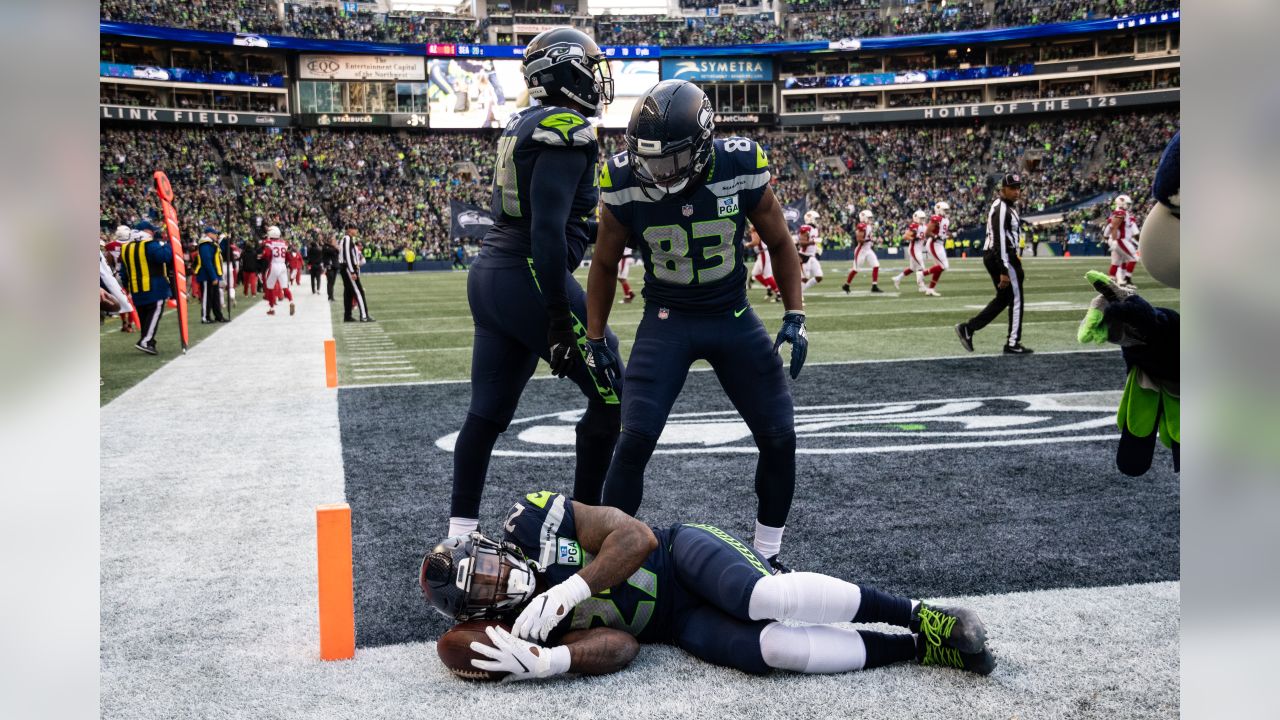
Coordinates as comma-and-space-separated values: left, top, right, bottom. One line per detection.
1107, 194, 1140, 289
616, 243, 637, 304
891, 210, 929, 293
920, 214, 948, 297
842, 222, 882, 294
259, 226, 294, 317
446, 27, 624, 540
746, 225, 780, 301
585, 79, 807, 565
796, 224, 822, 297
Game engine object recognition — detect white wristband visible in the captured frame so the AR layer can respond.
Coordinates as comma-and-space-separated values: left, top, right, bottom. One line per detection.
560, 573, 593, 606
547, 644, 573, 676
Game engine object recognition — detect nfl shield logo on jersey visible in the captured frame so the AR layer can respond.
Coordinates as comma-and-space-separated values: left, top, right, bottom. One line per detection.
682, 204, 694, 217
658, 307, 670, 320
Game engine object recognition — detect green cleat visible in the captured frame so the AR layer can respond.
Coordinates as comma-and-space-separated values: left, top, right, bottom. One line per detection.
916, 637, 997, 676
911, 603, 987, 654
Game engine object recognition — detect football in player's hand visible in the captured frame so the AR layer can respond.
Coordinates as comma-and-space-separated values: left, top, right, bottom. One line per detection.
438, 620, 512, 681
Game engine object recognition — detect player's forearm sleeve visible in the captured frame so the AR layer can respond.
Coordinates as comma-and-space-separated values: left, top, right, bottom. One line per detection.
529, 149, 588, 316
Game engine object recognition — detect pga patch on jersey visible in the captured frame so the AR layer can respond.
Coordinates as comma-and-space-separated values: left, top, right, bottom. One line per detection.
717, 194, 740, 218
556, 537, 583, 566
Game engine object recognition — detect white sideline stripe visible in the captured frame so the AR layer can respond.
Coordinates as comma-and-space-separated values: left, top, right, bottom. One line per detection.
351, 361, 415, 367
341, 348, 1121, 390
101, 289, 347, 717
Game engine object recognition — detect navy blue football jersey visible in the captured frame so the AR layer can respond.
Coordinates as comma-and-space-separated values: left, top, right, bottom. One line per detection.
482, 105, 599, 268
501, 491, 675, 644
601, 137, 772, 313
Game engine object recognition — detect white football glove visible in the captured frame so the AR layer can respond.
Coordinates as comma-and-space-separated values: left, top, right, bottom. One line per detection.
511, 573, 591, 643
470, 625, 571, 683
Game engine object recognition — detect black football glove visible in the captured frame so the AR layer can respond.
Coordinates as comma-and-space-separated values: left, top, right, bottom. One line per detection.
772, 311, 809, 380
547, 311, 579, 378
584, 336, 621, 393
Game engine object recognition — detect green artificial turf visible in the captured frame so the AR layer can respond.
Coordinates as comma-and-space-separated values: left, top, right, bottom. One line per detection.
329, 258, 1179, 386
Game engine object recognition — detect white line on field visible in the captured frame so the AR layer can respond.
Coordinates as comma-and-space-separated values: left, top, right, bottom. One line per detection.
351, 372, 421, 379
340, 348, 1121, 389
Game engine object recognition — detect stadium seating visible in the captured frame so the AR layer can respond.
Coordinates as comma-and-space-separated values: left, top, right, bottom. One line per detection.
101, 109, 1177, 259
100, 0, 1180, 44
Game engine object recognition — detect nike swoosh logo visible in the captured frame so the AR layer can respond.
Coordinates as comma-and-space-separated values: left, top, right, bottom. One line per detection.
734, 306, 749, 318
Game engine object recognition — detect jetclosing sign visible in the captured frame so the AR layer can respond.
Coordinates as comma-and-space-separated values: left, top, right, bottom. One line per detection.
299, 54, 425, 81
661, 58, 773, 82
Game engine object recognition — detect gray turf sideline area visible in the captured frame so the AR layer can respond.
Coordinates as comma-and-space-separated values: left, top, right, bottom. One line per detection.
101, 295, 1178, 719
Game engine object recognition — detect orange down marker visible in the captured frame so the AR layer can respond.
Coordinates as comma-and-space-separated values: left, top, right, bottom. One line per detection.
324, 339, 338, 388
316, 503, 355, 661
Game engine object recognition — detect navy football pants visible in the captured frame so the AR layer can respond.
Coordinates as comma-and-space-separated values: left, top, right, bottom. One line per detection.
601, 303, 796, 528
669, 523, 774, 674
451, 253, 623, 518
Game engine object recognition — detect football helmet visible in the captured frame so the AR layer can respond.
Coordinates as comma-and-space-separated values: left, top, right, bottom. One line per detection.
522, 27, 613, 112
859, 209, 874, 223
626, 79, 714, 196
934, 201, 950, 217
1114, 194, 1133, 211
419, 532, 537, 621
114, 225, 131, 242
804, 210, 820, 225
266, 225, 282, 239
912, 209, 928, 225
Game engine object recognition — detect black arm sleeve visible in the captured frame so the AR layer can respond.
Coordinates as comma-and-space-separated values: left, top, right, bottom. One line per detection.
529, 148, 590, 317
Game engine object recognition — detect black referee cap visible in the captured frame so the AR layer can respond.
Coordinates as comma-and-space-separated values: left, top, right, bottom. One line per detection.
1001, 173, 1023, 188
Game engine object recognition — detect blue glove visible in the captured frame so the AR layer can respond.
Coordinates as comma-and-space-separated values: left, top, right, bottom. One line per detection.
772, 311, 808, 380
584, 336, 621, 394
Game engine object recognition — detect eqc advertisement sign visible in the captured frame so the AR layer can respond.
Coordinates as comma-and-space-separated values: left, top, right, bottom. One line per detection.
299, 54, 425, 81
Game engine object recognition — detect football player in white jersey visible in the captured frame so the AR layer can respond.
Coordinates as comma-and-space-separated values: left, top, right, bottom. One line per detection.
796, 224, 823, 295
934, 201, 952, 241
892, 210, 929, 293
617, 244, 637, 304
1107, 195, 1140, 288
841, 222, 883, 293
259, 225, 295, 316
920, 214, 949, 296
746, 225, 780, 301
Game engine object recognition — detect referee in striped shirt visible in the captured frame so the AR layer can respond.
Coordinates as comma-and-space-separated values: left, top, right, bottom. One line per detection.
955, 173, 1032, 355
339, 222, 373, 323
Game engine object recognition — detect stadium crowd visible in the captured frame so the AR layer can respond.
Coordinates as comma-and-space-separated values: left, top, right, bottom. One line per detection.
101, 108, 1176, 263
101, 0, 1179, 44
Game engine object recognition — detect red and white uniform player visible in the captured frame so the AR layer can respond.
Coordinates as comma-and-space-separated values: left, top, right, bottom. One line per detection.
796, 224, 823, 293
892, 210, 930, 293
104, 225, 137, 331
842, 220, 883, 294
287, 245, 304, 286
617, 244, 637, 304
1107, 194, 1140, 287
747, 225, 780, 302
920, 214, 948, 296
259, 225, 295, 316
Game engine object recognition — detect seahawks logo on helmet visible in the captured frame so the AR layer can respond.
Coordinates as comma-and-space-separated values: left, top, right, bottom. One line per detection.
522, 27, 614, 112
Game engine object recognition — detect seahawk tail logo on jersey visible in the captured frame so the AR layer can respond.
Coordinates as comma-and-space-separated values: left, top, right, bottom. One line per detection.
436, 391, 1125, 456
539, 112, 586, 142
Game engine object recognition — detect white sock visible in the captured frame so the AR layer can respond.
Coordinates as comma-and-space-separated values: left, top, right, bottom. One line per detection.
748, 572, 862, 623
759, 622, 867, 673
447, 517, 479, 538
803, 277, 819, 290
753, 521, 784, 558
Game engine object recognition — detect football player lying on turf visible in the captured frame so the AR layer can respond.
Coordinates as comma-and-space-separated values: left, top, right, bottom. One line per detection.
420, 491, 995, 681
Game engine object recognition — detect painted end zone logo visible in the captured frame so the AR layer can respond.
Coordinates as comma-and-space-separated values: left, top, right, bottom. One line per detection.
435, 391, 1122, 456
